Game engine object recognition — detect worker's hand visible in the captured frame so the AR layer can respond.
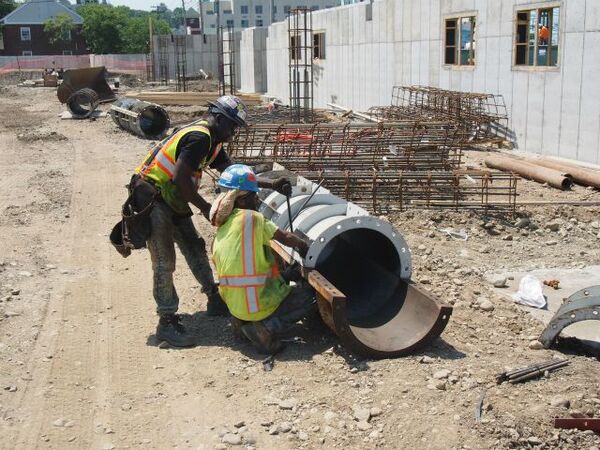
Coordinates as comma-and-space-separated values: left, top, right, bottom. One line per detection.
273, 177, 292, 197
199, 202, 212, 221
281, 261, 302, 283
296, 239, 309, 258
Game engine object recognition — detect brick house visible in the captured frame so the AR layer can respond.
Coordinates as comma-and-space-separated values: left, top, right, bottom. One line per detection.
0, 0, 86, 56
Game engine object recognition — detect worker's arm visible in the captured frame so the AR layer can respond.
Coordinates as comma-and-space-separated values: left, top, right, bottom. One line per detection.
172, 159, 212, 219
258, 177, 292, 196
273, 229, 308, 257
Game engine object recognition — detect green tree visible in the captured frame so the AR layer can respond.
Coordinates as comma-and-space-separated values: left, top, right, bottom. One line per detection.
77, 4, 128, 53
121, 15, 170, 54
43, 13, 74, 45
0, 0, 17, 19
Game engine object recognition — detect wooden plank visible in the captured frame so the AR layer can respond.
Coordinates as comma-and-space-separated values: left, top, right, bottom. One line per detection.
308, 271, 346, 304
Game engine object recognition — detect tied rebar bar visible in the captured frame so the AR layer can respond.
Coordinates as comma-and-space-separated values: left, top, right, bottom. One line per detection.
226, 121, 466, 172
299, 169, 518, 215
174, 35, 188, 92
218, 24, 236, 95
288, 8, 314, 123
368, 86, 510, 143
157, 35, 169, 86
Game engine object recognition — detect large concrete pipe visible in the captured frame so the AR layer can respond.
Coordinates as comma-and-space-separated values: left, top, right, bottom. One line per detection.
260, 170, 452, 358
485, 154, 573, 190
66, 88, 99, 119
109, 98, 170, 140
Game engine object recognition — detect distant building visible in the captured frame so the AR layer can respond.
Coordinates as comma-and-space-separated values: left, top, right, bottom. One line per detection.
0, 0, 86, 56
197, 0, 345, 35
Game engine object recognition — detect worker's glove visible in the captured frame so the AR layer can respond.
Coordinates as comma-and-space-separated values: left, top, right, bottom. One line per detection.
295, 240, 309, 259
281, 261, 303, 283
273, 177, 292, 197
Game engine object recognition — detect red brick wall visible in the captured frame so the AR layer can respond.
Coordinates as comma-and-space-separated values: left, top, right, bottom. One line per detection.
0, 24, 87, 56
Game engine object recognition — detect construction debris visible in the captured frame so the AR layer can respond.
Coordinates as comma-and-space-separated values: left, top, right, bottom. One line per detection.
495, 359, 570, 384
539, 285, 600, 349
553, 417, 600, 432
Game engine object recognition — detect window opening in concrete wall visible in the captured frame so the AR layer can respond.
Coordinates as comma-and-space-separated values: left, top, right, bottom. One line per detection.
290, 34, 300, 60
241, 19, 248, 28
313, 32, 325, 59
256, 19, 263, 27
224, 9, 232, 14
240, 5, 248, 14
273, 5, 278, 14
444, 16, 475, 66
20, 27, 31, 41
227, 19, 234, 27
515, 7, 559, 67
284, 5, 291, 15
22, 50, 32, 56
255, 5, 263, 14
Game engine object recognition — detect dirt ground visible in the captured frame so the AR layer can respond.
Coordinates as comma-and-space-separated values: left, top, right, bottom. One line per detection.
0, 83, 599, 450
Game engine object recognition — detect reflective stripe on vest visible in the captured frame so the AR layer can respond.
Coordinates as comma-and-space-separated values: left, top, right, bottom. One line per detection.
241, 210, 262, 314
136, 122, 220, 185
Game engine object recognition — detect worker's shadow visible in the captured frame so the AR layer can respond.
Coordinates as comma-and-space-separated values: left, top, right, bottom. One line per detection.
146, 310, 337, 362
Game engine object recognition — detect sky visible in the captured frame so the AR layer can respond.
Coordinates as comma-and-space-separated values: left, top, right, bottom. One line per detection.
108, 0, 188, 12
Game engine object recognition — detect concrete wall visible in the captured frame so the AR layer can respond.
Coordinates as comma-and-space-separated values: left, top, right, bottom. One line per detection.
263, 0, 600, 164
239, 27, 268, 93
152, 34, 220, 81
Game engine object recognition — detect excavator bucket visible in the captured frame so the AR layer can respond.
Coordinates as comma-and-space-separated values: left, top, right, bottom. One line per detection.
57, 66, 115, 104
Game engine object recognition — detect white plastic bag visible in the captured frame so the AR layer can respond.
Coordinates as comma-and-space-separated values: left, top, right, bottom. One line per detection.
512, 275, 546, 308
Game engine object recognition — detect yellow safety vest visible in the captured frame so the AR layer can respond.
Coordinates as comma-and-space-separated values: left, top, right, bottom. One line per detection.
213, 209, 291, 321
135, 121, 222, 215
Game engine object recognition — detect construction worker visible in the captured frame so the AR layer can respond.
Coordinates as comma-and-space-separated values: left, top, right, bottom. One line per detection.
210, 164, 316, 354
538, 24, 550, 45
131, 96, 292, 347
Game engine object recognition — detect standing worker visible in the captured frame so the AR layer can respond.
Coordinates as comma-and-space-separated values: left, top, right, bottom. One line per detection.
210, 164, 316, 354
118, 96, 292, 347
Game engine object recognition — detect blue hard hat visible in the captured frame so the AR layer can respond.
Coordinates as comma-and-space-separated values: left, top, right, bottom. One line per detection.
208, 95, 248, 127
217, 164, 259, 192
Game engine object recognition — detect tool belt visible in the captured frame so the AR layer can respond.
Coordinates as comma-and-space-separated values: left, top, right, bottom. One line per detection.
109, 175, 159, 258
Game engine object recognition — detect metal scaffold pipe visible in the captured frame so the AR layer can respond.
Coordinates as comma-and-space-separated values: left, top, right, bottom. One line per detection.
260, 168, 452, 358
109, 98, 170, 140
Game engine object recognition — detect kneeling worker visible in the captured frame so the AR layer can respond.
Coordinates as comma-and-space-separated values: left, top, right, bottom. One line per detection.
210, 165, 316, 353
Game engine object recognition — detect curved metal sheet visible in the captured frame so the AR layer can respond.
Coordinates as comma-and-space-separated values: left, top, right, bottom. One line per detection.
539, 285, 600, 348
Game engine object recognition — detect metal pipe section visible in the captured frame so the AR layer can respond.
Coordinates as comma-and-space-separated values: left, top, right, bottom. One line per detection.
485, 154, 573, 190
109, 98, 170, 140
527, 158, 600, 189
260, 171, 452, 358
66, 88, 99, 119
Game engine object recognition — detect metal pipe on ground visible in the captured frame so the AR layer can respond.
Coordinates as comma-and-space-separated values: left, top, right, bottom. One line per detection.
109, 98, 170, 140
66, 88, 99, 119
526, 158, 600, 188
260, 169, 452, 358
485, 154, 573, 190
57, 66, 115, 104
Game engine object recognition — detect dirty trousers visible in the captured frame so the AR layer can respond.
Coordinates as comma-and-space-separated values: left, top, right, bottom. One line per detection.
147, 201, 217, 316
261, 283, 317, 335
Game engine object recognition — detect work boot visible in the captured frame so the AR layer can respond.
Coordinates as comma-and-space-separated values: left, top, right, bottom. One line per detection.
206, 290, 230, 317
156, 314, 196, 347
241, 322, 283, 355
230, 317, 246, 341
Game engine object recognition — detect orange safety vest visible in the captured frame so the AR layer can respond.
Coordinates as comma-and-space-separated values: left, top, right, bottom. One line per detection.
135, 121, 222, 214
213, 209, 291, 321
